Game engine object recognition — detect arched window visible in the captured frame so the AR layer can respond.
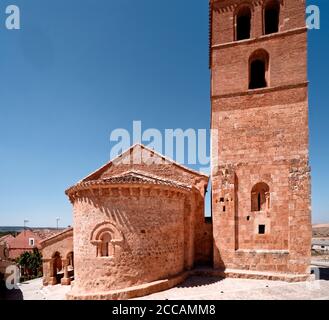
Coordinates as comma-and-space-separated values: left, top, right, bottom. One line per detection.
264, 0, 280, 35
251, 182, 270, 212
249, 49, 269, 89
236, 6, 252, 41
90, 222, 124, 258
99, 232, 113, 257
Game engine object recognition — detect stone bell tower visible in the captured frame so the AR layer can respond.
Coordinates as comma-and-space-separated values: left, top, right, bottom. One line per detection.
210, 0, 312, 279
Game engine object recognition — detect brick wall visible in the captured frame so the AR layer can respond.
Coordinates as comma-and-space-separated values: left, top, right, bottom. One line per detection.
210, 0, 311, 275
211, 0, 306, 45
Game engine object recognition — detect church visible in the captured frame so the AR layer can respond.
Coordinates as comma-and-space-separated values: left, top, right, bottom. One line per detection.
40, 0, 312, 300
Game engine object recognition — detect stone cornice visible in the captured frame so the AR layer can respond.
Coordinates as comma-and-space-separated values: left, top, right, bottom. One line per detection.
66, 183, 190, 204
211, 82, 308, 101
211, 27, 307, 51
210, 0, 279, 13
211, 158, 310, 178
66, 171, 192, 198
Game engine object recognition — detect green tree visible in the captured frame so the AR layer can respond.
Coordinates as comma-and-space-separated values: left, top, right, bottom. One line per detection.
28, 248, 42, 276
17, 251, 30, 276
17, 249, 43, 279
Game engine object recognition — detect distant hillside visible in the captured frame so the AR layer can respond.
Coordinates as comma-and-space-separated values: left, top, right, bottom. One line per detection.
0, 226, 25, 233
0, 226, 65, 232
313, 224, 329, 238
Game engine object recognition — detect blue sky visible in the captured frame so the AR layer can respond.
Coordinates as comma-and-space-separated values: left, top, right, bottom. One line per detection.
0, 0, 327, 227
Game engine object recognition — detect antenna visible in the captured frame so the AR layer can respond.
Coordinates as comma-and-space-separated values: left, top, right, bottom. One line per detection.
23, 219, 29, 235
56, 217, 60, 230
23, 219, 29, 229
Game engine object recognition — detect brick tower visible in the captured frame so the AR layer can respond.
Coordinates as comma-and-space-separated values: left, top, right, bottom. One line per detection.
210, 0, 312, 279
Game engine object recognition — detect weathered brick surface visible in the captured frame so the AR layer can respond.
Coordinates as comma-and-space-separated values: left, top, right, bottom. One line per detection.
65, 145, 209, 298
211, 31, 307, 96
210, 0, 311, 275
194, 220, 213, 266
71, 189, 186, 293
211, 0, 306, 46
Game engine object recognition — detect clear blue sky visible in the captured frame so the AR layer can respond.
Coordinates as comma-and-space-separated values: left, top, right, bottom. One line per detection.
0, 0, 327, 227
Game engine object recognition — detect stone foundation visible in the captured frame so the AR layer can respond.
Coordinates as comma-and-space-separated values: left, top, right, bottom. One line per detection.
192, 268, 312, 283
66, 272, 189, 300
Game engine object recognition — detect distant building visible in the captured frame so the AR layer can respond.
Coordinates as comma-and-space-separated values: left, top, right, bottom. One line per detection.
312, 239, 329, 252
0, 229, 41, 259
0, 229, 64, 260
40, 228, 73, 286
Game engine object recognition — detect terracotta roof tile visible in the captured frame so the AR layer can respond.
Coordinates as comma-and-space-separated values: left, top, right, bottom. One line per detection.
32, 229, 65, 240
79, 144, 209, 183
66, 170, 192, 195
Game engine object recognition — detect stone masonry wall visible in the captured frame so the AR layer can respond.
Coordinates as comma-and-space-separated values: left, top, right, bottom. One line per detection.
70, 186, 188, 295
211, 0, 311, 275
194, 220, 213, 266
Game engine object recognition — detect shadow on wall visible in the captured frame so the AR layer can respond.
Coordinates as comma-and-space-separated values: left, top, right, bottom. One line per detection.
176, 276, 224, 288
82, 195, 135, 233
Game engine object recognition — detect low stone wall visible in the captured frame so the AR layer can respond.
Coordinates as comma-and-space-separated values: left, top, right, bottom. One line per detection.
67, 271, 189, 300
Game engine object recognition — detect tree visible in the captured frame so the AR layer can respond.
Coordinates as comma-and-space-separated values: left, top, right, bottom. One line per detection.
28, 248, 42, 276
17, 251, 30, 276
17, 249, 43, 279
